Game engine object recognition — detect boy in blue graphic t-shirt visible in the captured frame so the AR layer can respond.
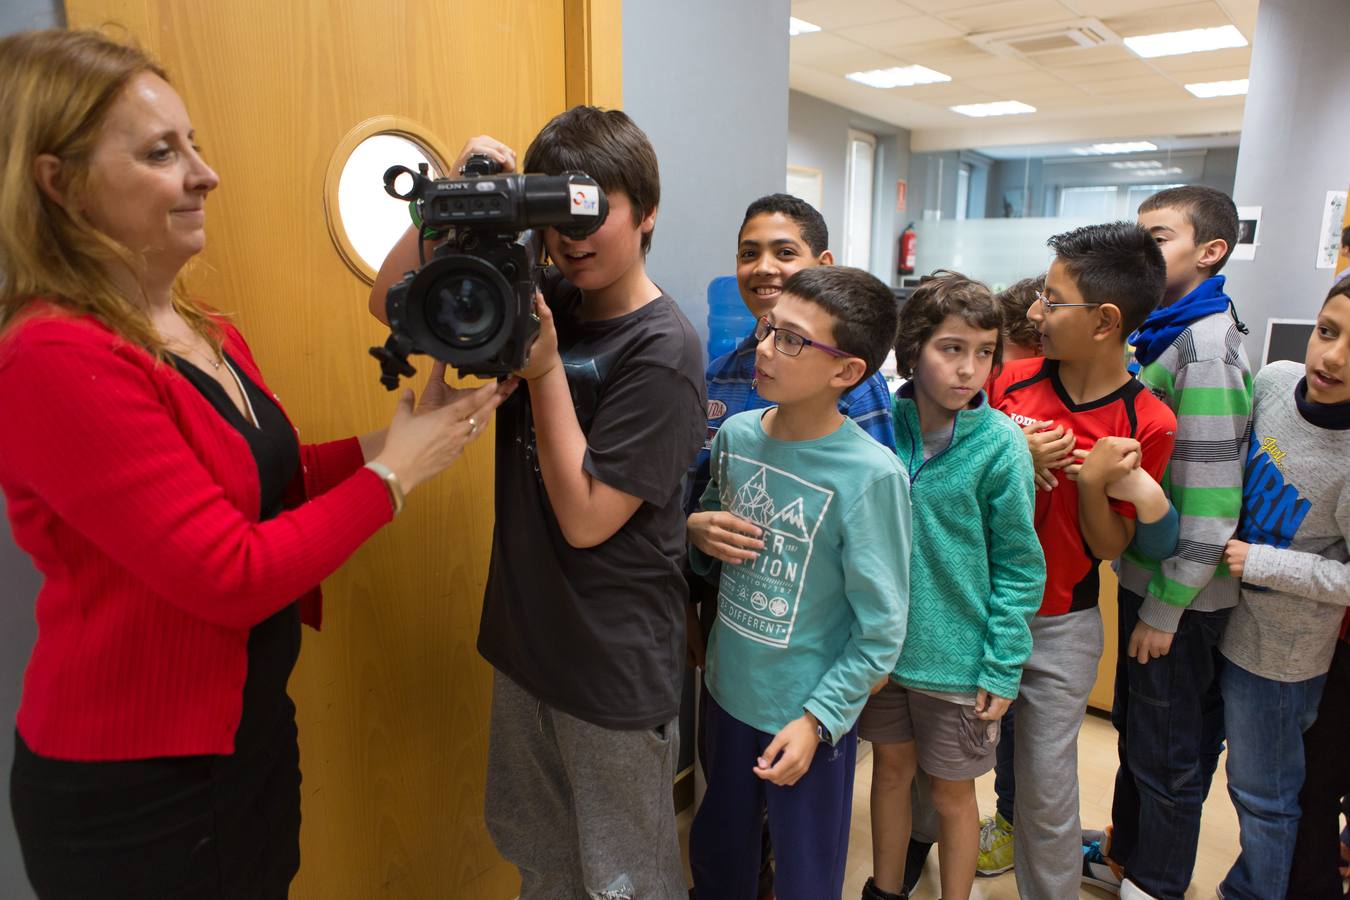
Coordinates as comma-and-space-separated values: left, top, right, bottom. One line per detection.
687, 266, 911, 899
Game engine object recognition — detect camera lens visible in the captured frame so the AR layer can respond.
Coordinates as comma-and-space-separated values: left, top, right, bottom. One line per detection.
425, 274, 503, 349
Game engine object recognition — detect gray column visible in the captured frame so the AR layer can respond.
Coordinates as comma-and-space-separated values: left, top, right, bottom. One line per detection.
1223, 0, 1350, 367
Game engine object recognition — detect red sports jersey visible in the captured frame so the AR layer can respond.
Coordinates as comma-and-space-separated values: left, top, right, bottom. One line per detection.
989, 357, 1176, 616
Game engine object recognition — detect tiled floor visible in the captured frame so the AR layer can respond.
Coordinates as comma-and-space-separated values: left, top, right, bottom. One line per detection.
681, 711, 1244, 899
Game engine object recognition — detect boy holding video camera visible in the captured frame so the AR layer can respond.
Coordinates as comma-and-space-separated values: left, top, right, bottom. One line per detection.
371, 107, 704, 899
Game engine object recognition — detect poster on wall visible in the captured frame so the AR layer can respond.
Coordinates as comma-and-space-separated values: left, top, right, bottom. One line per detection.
1316, 190, 1349, 269
896, 179, 907, 213
1232, 206, 1261, 261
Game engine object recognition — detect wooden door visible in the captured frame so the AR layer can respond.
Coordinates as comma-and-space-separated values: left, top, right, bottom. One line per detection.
63, 1, 615, 895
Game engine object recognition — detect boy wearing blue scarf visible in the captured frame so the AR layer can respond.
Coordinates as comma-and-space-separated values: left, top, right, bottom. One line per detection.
1082, 186, 1254, 900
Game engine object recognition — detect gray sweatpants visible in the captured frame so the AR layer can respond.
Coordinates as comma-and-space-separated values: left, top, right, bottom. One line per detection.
1012, 606, 1104, 900
484, 671, 687, 900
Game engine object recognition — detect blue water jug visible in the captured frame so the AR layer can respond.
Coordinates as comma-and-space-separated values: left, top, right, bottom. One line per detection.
706, 276, 757, 361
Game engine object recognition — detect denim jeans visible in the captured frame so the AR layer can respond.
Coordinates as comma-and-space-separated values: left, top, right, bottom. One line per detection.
1219, 661, 1327, 900
1108, 588, 1228, 900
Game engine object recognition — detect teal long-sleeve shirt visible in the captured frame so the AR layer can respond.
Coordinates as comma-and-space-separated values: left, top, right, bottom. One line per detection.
691, 410, 911, 744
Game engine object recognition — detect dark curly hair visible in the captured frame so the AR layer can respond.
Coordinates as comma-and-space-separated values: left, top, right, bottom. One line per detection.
996, 277, 1044, 353
739, 193, 828, 255
894, 270, 1003, 379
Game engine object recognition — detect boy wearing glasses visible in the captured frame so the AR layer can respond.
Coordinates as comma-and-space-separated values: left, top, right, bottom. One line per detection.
1081, 187, 1252, 900
685, 196, 895, 900
986, 223, 1176, 900
687, 266, 910, 898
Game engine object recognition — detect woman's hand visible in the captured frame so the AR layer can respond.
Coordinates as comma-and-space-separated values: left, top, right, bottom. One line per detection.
451, 135, 517, 177
687, 510, 764, 564
374, 377, 517, 493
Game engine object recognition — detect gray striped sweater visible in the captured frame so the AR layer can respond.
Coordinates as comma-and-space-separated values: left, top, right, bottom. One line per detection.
1220, 361, 1350, 682
1118, 311, 1253, 631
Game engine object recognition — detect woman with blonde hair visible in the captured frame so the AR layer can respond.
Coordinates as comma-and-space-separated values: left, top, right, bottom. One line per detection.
0, 29, 512, 898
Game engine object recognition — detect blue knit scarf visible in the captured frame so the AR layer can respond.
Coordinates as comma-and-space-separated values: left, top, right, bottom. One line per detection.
1129, 276, 1237, 366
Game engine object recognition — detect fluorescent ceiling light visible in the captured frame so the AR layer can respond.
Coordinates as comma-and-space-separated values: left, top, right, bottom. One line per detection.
1185, 78, 1249, 98
1124, 25, 1247, 58
1110, 160, 1164, 169
949, 100, 1036, 118
789, 17, 821, 36
1072, 141, 1160, 156
845, 65, 951, 89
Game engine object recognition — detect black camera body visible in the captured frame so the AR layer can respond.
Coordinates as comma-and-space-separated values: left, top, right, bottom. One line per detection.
371, 155, 608, 388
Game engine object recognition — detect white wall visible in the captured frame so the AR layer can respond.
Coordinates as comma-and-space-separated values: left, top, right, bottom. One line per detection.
624, 0, 791, 343
1223, 0, 1350, 367
788, 90, 912, 284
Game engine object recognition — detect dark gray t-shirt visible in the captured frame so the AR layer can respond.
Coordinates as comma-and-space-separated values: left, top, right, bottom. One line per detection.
477, 269, 707, 729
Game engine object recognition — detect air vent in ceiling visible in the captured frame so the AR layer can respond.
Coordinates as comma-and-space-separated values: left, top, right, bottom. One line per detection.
968, 18, 1122, 59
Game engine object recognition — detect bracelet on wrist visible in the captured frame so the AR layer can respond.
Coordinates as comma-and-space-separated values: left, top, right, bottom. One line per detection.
364, 462, 405, 517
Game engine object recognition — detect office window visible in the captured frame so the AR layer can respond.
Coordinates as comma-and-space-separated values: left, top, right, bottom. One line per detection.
843, 129, 876, 269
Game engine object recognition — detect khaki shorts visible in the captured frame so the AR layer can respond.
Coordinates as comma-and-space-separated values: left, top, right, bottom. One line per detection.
857, 681, 1000, 781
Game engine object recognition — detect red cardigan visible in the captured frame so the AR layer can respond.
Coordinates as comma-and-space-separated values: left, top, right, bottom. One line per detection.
0, 307, 392, 761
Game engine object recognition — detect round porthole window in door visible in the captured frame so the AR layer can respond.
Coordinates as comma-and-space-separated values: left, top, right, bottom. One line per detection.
324, 116, 450, 283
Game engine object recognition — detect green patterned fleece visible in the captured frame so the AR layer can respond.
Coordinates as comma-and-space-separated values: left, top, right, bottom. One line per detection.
890, 389, 1045, 700
1118, 311, 1254, 631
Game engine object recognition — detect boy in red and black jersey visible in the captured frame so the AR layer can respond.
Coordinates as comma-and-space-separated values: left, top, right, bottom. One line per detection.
986, 223, 1176, 900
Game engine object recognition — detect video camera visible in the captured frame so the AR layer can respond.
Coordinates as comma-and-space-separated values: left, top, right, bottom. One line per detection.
370, 154, 608, 389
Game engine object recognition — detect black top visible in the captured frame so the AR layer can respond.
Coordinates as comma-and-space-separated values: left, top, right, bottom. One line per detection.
1295, 376, 1350, 430
173, 352, 302, 750
477, 269, 707, 730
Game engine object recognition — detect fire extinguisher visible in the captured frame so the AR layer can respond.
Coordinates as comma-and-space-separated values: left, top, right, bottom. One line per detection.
898, 223, 917, 276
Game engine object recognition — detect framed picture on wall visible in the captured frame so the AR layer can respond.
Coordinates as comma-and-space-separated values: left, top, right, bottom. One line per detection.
786, 165, 823, 211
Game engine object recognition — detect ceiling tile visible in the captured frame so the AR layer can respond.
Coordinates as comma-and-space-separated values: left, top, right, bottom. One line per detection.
940, 0, 1085, 33
835, 16, 966, 50
1106, 1, 1232, 36
962, 70, 1076, 93
902, 0, 1003, 11
1145, 46, 1251, 73
899, 82, 1000, 103
800, 47, 924, 77
791, 0, 921, 30
1163, 63, 1252, 84
1058, 0, 1174, 15
1055, 58, 1163, 84
1080, 73, 1187, 94
911, 53, 1036, 78
1219, 0, 1260, 39
787, 31, 876, 64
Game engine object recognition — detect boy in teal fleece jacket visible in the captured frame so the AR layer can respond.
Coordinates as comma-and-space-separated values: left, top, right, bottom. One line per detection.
859, 273, 1044, 900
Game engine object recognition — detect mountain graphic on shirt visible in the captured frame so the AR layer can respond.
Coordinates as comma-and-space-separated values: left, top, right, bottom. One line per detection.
731, 467, 776, 526
767, 497, 810, 541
